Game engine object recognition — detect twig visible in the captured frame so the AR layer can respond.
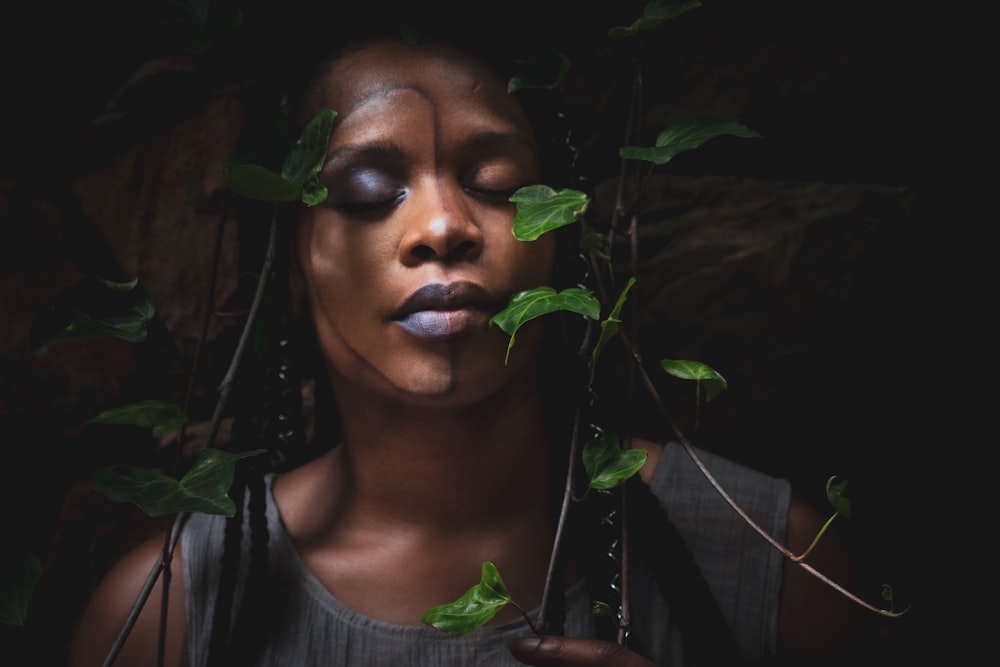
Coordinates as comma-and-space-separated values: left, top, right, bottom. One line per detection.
537, 400, 584, 632
207, 213, 279, 447
101, 513, 187, 667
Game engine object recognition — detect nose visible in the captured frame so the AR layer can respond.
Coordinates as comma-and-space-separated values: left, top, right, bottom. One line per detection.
399, 178, 484, 266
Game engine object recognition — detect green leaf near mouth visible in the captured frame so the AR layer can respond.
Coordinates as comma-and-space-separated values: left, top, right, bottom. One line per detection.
490, 286, 600, 363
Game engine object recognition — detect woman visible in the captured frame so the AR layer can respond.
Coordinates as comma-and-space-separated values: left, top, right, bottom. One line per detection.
68, 9, 865, 667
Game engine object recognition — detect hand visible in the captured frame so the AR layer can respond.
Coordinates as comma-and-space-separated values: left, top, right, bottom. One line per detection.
507, 635, 656, 666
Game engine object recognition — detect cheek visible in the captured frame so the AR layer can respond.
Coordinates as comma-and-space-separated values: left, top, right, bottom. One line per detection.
298, 219, 381, 319
478, 208, 555, 283
301, 213, 394, 279
508, 234, 557, 287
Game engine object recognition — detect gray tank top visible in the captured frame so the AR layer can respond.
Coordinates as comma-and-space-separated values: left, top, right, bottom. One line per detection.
183, 443, 789, 665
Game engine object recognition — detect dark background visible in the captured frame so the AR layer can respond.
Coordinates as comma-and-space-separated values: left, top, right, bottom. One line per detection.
1, 0, 984, 664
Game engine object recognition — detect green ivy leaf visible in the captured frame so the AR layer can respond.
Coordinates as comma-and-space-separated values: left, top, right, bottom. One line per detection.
225, 163, 303, 203
490, 287, 600, 363
94, 448, 266, 517
583, 433, 648, 490
86, 399, 189, 439
608, 0, 702, 37
280, 108, 336, 206
591, 601, 614, 617
826, 476, 852, 520
0, 554, 43, 631
619, 117, 760, 165
508, 49, 570, 92
579, 223, 610, 260
589, 277, 636, 385
225, 109, 336, 206
300, 177, 329, 207
510, 185, 590, 241
28, 277, 155, 356
421, 562, 511, 635
659, 359, 728, 401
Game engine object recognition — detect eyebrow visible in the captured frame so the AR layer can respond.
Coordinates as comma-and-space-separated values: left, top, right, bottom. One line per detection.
322, 143, 406, 171
460, 130, 537, 154
322, 79, 536, 166
322, 129, 535, 172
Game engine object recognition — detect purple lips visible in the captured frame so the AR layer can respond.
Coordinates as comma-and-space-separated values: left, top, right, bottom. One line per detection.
392, 282, 500, 340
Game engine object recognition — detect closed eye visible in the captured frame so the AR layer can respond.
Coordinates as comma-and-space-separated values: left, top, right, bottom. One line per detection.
465, 186, 519, 205
323, 163, 406, 218
333, 190, 406, 216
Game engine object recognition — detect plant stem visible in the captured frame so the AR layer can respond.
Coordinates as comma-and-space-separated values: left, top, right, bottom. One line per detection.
537, 399, 584, 633
509, 599, 540, 636
207, 210, 278, 448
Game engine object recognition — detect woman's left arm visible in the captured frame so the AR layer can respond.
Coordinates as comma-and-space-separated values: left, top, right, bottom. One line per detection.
775, 491, 868, 664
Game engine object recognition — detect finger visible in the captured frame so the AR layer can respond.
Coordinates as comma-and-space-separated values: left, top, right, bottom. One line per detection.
507, 635, 655, 666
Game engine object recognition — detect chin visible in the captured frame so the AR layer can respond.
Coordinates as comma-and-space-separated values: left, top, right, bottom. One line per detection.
395, 348, 535, 406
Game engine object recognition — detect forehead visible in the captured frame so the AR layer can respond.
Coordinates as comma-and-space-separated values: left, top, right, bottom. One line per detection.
315, 38, 534, 137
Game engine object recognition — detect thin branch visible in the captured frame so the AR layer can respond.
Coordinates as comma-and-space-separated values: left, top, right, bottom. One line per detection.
176, 191, 231, 452
537, 399, 584, 632
509, 600, 540, 636
207, 212, 279, 447
613, 49, 645, 647
101, 513, 187, 667
156, 526, 172, 667
616, 484, 631, 645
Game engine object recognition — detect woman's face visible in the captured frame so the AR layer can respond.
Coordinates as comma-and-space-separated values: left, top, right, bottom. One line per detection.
295, 38, 556, 406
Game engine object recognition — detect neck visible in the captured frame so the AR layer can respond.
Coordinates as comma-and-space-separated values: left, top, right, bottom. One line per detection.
318, 372, 560, 533
272, 364, 572, 626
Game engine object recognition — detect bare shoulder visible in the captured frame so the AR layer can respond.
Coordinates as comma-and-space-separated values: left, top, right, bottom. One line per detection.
68, 532, 188, 667
631, 437, 665, 485
271, 449, 339, 537
776, 491, 867, 663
